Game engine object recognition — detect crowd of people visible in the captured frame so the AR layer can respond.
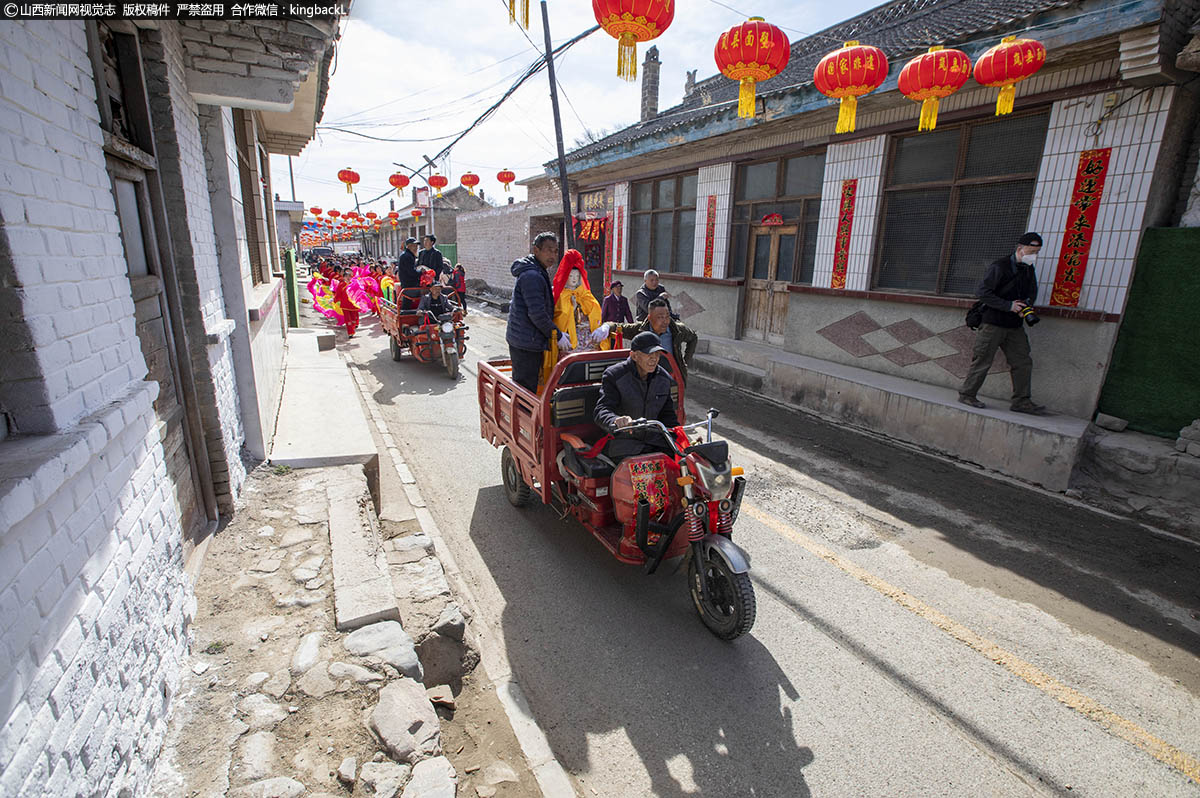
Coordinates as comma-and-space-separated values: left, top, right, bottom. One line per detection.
305, 240, 468, 337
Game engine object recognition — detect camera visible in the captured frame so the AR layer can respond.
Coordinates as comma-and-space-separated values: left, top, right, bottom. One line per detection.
1018, 306, 1040, 326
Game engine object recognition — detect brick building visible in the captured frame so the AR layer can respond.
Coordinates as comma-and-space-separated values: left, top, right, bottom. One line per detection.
0, 17, 341, 796
535, 0, 1199, 486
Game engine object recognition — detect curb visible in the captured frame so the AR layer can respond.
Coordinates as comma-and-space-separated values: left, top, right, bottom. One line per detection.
345, 356, 576, 798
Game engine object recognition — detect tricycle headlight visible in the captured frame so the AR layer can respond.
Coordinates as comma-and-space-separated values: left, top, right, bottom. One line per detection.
441, 322, 454, 334
692, 459, 734, 501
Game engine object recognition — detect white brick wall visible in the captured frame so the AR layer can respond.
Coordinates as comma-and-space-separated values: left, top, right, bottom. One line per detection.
0, 21, 147, 436
1026, 85, 1174, 314
814, 135, 887, 291
692, 163, 733, 278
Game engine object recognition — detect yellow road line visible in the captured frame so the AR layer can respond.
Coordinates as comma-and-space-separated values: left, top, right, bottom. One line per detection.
743, 501, 1200, 785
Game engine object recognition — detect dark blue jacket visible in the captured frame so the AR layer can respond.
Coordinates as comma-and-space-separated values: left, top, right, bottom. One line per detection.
396, 249, 420, 288
506, 255, 555, 352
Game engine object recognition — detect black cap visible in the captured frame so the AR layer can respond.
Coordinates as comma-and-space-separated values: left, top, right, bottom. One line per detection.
630, 331, 667, 355
404, 237, 418, 245
1019, 232, 1043, 246
610, 280, 623, 288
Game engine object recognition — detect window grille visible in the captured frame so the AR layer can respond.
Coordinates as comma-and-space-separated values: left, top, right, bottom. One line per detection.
629, 173, 697, 273
729, 150, 826, 282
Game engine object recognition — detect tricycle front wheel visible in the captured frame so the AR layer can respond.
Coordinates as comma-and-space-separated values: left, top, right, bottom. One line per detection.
501, 446, 531, 508
689, 549, 756, 640
445, 350, 459, 379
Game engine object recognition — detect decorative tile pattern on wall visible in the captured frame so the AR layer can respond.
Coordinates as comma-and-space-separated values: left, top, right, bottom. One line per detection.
1027, 86, 1174, 314
817, 311, 1000, 378
815, 136, 886, 291
693, 163, 733, 277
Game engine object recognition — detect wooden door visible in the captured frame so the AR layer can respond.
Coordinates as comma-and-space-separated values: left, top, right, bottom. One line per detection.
741, 225, 797, 345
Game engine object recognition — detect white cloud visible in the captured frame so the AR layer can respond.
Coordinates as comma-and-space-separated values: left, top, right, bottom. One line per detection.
272, 0, 877, 222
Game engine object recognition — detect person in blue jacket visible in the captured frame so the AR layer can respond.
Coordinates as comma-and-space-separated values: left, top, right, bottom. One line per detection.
506, 232, 559, 392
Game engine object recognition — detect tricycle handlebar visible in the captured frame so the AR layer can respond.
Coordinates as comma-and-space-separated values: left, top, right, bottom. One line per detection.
617, 409, 718, 453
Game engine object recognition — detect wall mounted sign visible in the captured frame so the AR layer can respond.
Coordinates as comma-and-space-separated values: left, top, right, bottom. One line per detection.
604, 208, 614, 289
1050, 147, 1111, 307
760, 213, 784, 226
703, 195, 718, 278
832, 179, 858, 290
577, 189, 610, 220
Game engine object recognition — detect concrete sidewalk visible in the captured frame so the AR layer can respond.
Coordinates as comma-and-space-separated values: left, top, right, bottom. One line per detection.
694, 335, 1089, 492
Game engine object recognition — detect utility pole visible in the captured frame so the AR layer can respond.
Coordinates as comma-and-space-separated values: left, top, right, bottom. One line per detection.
287, 155, 296, 201
540, 0, 575, 250
422, 154, 439, 240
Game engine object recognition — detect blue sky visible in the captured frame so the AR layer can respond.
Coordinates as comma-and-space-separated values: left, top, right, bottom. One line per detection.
272, 0, 880, 217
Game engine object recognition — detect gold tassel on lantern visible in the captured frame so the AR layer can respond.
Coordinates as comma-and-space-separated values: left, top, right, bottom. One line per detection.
919, 98, 940, 131
995, 83, 1016, 116
521, 0, 528, 29
509, 0, 515, 23
617, 33, 638, 81
738, 79, 757, 118
836, 96, 858, 133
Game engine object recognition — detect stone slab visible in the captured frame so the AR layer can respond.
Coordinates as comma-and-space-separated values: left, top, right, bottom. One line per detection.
271, 332, 377, 470
326, 468, 401, 632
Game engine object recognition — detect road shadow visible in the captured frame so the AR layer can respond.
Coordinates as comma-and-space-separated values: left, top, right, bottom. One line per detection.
341, 316, 464, 400
468, 487, 814, 797
687, 380, 1200, 687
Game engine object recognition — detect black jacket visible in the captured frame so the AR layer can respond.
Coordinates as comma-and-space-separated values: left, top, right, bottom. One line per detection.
977, 254, 1038, 329
506, 255, 555, 351
396, 249, 421, 288
594, 359, 679, 435
417, 292, 457, 318
418, 247, 445, 278
635, 284, 671, 321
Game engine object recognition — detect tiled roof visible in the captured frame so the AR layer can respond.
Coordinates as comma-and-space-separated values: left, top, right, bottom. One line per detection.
562, 0, 1075, 166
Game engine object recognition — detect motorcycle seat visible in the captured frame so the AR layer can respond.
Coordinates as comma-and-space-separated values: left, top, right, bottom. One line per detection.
562, 446, 615, 479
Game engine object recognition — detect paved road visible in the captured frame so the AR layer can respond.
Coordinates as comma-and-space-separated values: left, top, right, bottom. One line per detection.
339, 308, 1200, 797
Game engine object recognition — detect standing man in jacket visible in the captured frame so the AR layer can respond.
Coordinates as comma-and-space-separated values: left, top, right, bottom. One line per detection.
635, 269, 671, 321
396, 237, 421, 309
601, 280, 633, 324
958, 232, 1046, 415
506, 232, 559, 393
419, 234, 446, 280
613, 298, 698, 384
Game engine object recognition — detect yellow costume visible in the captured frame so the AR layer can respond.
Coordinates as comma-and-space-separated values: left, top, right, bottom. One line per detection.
538, 250, 612, 391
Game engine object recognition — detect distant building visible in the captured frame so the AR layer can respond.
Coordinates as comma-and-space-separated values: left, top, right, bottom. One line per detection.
0, 17, 342, 795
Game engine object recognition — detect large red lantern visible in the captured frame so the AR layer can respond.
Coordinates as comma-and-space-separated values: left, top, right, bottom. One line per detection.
388, 172, 410, 197
309, 206, 322, 216
387, 211, 399, 220
412, 209, 423, 219
973, 36, 1046, 116
460, 172, 480, 195
814, 41, 889, 134
592, 0, 675, 81
327, 209, 340, 219
365, 211, 377, 220
898, 46, 972, 131
336, 167, 360, 194
497, 169, 516, 192
714, 17, 790, 119
427, 173, 448, 198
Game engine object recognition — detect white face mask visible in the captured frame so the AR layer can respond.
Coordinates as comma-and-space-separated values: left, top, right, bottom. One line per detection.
566, 271, 582, 291
1018, 252, 1038, 265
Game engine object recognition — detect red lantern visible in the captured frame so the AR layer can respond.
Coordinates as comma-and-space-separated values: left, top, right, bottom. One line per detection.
592, 0, 675, 81
412, 209, 423, 219
388, 172, 410, 197
387, 211, 399, 220
497, 169, 516, 192
714, 17, 790, 119
973, 36, 1046, 116
327, 209, 340, 219
336, 167, 360, 194
814, 41, 889, 134
460, 172, 480, 195
309, 207, 322, 216
427, 173, 448, 198
390, 220, 398, 228
346, 211, 359, 220
365, 211, 377, 220
898, 46, 972, 131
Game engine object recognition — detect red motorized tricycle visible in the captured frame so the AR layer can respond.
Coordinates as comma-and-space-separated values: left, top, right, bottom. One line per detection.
378, 288, 468, 379
477, 349, 755, 639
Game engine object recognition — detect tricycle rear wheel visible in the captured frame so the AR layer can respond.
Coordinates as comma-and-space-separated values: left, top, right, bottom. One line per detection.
390, 334, 402, 361
501, 446, 530, 507
689, 549, 755, 640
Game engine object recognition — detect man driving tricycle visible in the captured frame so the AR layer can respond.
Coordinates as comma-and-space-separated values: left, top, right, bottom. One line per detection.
379, 271, 468, 379
477, 333, 755, 640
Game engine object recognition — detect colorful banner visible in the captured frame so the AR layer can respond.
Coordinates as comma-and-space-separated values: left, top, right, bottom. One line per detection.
832, 179, 858, 290
604, 212, 614, 289
1050, 147, 1111, 307
703, 195, 717, 278
616, 205, 625, 273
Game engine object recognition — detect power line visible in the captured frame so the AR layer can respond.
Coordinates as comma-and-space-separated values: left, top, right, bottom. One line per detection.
500, 0, 591, 132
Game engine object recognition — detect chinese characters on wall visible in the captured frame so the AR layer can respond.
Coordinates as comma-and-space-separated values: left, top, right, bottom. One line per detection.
1050, 148, 1111, 307
832, 179, 858, 290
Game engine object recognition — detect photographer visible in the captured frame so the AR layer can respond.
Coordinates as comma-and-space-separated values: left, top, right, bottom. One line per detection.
958, 232, 1047, 415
